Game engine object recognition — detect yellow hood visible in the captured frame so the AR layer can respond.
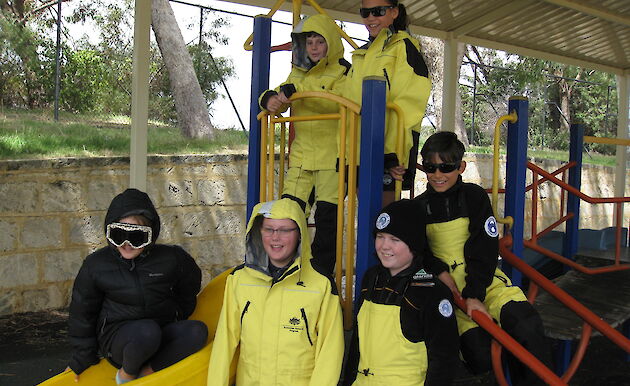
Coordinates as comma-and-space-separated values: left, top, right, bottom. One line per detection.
244, 198, 311, 273
291, 14, 344, 71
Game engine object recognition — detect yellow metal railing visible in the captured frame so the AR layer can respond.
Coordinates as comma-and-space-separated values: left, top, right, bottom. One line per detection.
243, 0, 358, 52
258, 91, 406, 328
258, 92, 359, 329
491, 111, 517, 229
584, 135, 630, 147
386, 102, 406, 200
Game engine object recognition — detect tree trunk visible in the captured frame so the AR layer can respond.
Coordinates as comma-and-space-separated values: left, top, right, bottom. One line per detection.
151, 0, 215, 139
418, 36, 469, 146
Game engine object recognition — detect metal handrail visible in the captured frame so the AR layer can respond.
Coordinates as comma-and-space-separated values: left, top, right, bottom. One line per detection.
451, 290, 565, 385
500, 235, 630, 382
258, 91, 359, 329
527, 161, 630, 267
491, 111, 517, 228
584, 135, 630, 146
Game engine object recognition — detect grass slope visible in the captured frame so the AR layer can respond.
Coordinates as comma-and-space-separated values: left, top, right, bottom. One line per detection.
0, 109, 249, 160
0, 108, 617, 166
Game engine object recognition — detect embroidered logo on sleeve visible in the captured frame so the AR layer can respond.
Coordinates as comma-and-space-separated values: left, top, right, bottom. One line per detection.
438, 299, 454, 317
484, 216, 499, 237
376, 213, 391, 230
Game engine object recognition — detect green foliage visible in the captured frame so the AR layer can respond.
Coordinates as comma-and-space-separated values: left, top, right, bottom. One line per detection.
1, 0, 234, 129
60, 50, 108, 112
461, 47, 617, 155
0, 10, 52, 108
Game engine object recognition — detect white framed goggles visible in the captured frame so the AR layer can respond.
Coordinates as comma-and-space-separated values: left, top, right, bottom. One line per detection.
106, 222, 152, 249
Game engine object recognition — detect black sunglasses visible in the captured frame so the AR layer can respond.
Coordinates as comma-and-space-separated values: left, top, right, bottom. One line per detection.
359, 5, 395, 18
106, 222, 152, 249
422, 162, 460, 174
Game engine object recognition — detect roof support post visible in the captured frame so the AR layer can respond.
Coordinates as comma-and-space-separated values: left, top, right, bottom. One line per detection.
441, 37, 459, 132
130, 0, 151, 191
614, 74, 628, 220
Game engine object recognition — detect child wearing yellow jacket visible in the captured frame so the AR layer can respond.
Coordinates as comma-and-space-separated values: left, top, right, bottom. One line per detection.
207, 198, 344, 385
343, 0, 432, 205
260, 14, 350, 275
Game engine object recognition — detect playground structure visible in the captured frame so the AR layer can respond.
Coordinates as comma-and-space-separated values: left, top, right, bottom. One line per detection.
40, 1, 630, 384
247, 11, 630, 381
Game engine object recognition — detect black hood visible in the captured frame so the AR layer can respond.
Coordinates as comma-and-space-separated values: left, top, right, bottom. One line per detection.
104, 188, 160, 241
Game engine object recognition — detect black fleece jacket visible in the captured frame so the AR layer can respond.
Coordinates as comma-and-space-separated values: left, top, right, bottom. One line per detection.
67, 189, 201, 374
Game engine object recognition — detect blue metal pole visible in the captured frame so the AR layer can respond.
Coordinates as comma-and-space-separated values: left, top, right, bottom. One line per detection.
355, 77, 386, 305
563, 123, 584, 262
246, 16, 272, 219
503, 96, 529, 286
555, 123, 584, 374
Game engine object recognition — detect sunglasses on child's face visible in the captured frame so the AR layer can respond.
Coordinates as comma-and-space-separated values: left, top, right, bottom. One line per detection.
359, 5, 395, 18
106, 222, 152, 249
422, 162, 461, 174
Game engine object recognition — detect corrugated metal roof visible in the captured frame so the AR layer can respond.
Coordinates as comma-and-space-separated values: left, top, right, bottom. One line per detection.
227, 0, 630, 75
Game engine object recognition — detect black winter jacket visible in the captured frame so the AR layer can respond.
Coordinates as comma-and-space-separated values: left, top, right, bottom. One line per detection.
67, 189, 201, 374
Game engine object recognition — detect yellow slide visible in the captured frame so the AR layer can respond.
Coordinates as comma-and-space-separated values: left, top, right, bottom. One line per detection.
39, 268, 236, 385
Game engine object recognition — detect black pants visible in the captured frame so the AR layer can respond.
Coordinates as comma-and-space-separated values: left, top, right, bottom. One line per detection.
109, 319, 207, 376
460, 301, 552, 385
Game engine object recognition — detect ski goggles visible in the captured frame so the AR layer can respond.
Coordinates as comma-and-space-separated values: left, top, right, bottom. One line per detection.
422, 162, 460, 174
106, 222, 152, 249
359, 5, 395, 18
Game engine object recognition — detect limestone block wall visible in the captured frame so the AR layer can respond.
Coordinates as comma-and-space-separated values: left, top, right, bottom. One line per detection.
0, 153, 627, 316
0, 155, 249, 316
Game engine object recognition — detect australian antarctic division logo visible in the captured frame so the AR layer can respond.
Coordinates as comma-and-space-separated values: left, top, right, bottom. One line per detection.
438, 299, 453, 318
376, 213, 391, 230
283, 316, 304, 333
484, 216, 499, 237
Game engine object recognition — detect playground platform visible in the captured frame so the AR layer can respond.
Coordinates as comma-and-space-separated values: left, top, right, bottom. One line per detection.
1, 308, 629, 385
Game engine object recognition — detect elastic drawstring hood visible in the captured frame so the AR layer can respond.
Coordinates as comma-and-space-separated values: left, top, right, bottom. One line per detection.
291, 14, 344, 71
244, 198, 313, 278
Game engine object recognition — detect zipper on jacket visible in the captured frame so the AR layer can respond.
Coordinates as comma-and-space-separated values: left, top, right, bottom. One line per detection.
240, 301, 251, 324
445, 197, 450, 218
130, 263, 145, 311
100, 316, 107, 335
300, 308, 313, 346
382, 68, 391, 90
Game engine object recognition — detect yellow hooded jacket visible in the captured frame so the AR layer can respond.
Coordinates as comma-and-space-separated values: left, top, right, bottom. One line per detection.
208, 198, 344, 385
343, 27, 431, 167
259, 14, 350, 171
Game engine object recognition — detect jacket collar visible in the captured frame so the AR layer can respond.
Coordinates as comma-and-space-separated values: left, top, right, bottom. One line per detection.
424, 175, 464, 197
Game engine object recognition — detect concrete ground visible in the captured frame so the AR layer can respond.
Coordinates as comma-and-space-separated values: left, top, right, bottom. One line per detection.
1, 310, 629, 385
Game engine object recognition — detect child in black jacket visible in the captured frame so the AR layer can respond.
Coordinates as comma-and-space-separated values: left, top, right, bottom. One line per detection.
415, 131, 551, 384
345, 199, 459, 385
67, 188, 207, 384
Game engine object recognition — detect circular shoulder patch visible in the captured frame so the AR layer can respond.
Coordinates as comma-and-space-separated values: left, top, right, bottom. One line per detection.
438, 299, 453, 318
376, 213, 391, 230
484, 216, 499, 238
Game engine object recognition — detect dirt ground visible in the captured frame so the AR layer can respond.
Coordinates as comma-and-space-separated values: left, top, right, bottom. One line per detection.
0, 310, 628, 385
